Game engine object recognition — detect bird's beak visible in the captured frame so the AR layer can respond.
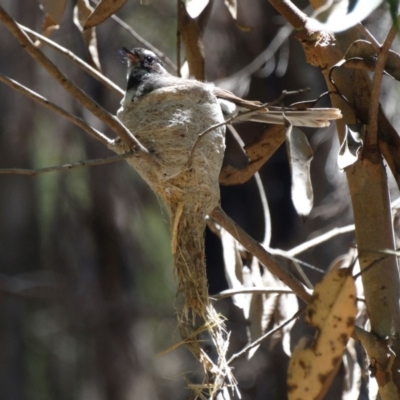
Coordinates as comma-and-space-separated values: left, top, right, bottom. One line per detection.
120, 47, 140, 66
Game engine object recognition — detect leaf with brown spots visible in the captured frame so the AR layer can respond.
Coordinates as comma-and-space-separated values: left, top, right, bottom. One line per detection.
287, 265, 357, 400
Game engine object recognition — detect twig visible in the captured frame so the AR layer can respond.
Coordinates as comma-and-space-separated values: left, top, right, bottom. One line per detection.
19, 24, 124, 97
215, 24, 293, 93
228, 124, 272, 247
364, 23, 398, 149
0, 5, 145, 151
176, 0, 181, 77
109, 13, 177, 73
0, 73, 111, 146
188, 115, 238, 167
283, 224, 355, 257
213, 287, 295, 300
210, 206, 312, 303
189, 99, 281, 165
268, 250, 325, 273
188, 90, 307, 166
268, 0, 308, 31
356, 23, 380, 51
228, 307, 305, 364
0, 153, 135, 177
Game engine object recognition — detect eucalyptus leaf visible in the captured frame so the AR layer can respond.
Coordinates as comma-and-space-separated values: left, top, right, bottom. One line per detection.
83, 0, 127, 30
311, 0, 383, 32
185, 0, 210, 19
338, 124, 364, 170
286, 125, 314, 219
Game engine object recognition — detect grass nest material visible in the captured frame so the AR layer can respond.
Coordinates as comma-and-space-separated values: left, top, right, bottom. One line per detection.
110, 83, 235, 398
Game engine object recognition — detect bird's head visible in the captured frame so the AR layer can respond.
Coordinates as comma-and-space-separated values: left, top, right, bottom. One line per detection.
119, 47, 167, 79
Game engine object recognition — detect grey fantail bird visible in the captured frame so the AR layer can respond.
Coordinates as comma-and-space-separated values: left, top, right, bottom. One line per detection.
119, 47, 342, 128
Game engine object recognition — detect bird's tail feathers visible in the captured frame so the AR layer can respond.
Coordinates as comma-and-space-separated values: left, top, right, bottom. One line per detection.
240, 107, 342, 128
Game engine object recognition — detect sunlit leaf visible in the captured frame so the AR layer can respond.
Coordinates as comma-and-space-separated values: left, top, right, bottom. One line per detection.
270, 292, 298, 356
73, 0, 102, 71
224, 0, 237, 19
247, 292, 264, 359
184, 0, 210, 19
84, 0, 127, 30
286, 125, 314, 219
287, 266, 357, 400
259, 258, 298, 358
338, 124, 364, 170
342, 339, 362, 400
310, 0, 383, 32
247, 257, 271, 359
220, 228, 246, 308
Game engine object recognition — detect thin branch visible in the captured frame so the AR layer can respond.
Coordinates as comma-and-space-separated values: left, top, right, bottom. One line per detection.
215, 23, 293, 93
0, 5, 145, 151
188, 90, 307, 166
19, 24, 124, 97
228, 307, 305, 364
0, 153, 135, 177
213, 287, 295, 300
228, 124, 272, 247
268, 250, 326, 273
214, 286, 365, 303
0, 73, 111, 146
356, 23, 380, 51
365, 24, 398, 149
283, 224, 355, 257
176, 0, 181, 77
268, 0, 308, 31
210, 206, 312, 303
109, 13, 177, 73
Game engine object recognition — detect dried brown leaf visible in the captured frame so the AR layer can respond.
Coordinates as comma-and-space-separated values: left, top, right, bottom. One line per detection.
219, 125, 286, 186
37, 0, 66, 40
40, 13, 59, 38
38, 0, 67, 23
287, 266, 357, 400
73, 0, 102, 71
84, 0, 127, 30
286, 126, 314, 218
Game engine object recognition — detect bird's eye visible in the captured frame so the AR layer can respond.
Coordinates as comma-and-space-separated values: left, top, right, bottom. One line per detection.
145, 55, 154, 63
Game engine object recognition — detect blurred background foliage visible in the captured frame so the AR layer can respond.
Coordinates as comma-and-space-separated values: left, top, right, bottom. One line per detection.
0, 0, 398, 399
